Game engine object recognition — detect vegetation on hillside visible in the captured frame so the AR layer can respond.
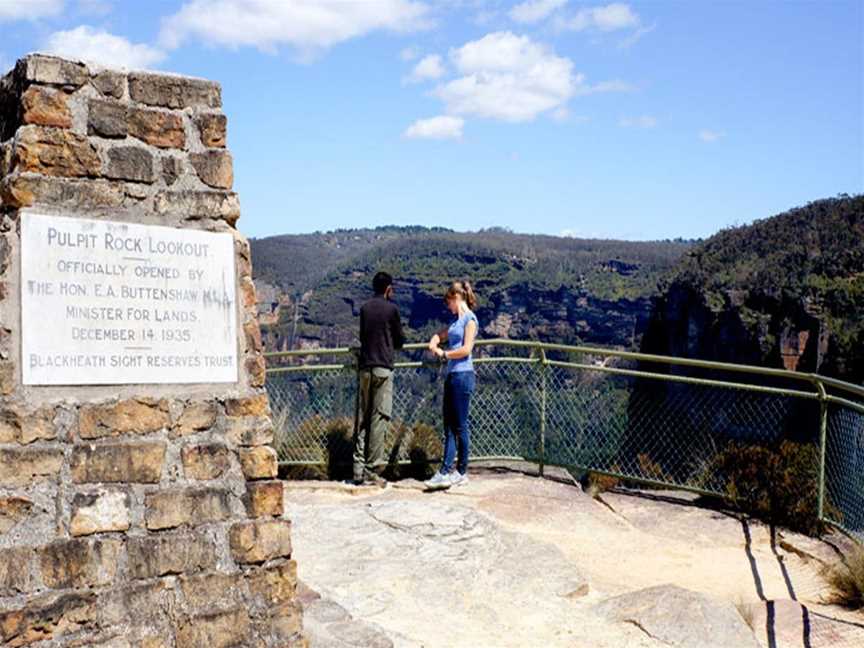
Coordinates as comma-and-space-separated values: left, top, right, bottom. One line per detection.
643, 194, 864, 383
251, 227, 694, 350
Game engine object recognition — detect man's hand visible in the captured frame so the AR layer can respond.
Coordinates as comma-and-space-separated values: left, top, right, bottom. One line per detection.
434, 347, 446, 359
428, 334, 440, 352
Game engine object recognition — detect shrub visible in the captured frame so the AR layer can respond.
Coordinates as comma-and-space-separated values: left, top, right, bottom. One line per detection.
710, 440, 827, 536
637, 453, 672, 482
279, 415, 353, 480
824, 544, 864, 609
585, 468, 621, 497
386, 422, 443, 480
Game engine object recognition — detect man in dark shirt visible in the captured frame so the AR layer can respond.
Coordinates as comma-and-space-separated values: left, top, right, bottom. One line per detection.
353, 271, 406, 485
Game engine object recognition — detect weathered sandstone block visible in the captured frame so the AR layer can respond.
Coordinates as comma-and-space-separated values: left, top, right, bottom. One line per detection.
87, 100, 128, 138
13, 126, 100, 178
196, 113, 227, 148
0, 407, 55, 444
0, 593, 97, 647
39, 538, 121, 589
79, 398, 170, 439
0, 496, 33, 534
153, 189, 240, 225
0, 362, 13, 395
246, 354, 267, 387
161, 156, 182, 186
247, 560, 298, 607
20, 55, 88, 88
128, 72, 221, 110
243, 318, 263, 352
0, 174, 125, 210
70, 490, 131, 536
104, 145, 155, 183
244, 480, 284, 518
179, 571, 243, 612
128, 107, 185, 149
190, 150, 232, 189
225, 416, 274, 447
0, 547, 35, 595
96, 580, 174, 629
225, 393, 269, 417
90, 70, 125, 99
21, 86, 72, 129
181, 443, 231, 480
70, 442, 166, 483
175, 609, 249, 648
238, 446, 278, 480
145, 487, 233, 530
239, 275, 257, 308
0, 447, 63, 487
229, 519, 292, 564
127, 532, 217, 579
173, 401, 217, 437
268, 600, 304, 642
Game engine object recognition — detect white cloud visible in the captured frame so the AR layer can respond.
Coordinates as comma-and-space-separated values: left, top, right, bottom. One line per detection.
400, 45, 420, 61
160, 0, 431, 54
509, 0, 567, 24
558, 3, 639, 32
699, 129, 725, 142
405, 53, 445, 83
42, 26, 166, 69
0, 0, 63, 22
619, 115, 657, 128
403, 115, 464, 140
434, 31, 577, 122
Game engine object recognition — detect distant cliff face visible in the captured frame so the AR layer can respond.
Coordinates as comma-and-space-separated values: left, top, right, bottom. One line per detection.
641, 195, 864, 383
250, 228, 693, 352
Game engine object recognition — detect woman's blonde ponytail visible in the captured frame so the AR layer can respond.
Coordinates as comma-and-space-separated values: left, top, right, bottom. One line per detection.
462, 280, 477, 310
444, 279, 478, 310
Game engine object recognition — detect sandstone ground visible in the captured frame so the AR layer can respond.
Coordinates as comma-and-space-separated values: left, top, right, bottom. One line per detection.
285, 466, 864, 648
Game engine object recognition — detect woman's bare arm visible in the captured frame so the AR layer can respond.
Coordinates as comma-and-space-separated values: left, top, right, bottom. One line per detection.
443, 320, 477, 360
428, 327, 449, 351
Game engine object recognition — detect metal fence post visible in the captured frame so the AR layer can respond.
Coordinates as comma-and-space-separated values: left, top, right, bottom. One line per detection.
538, 348, 547, 478
816, 380, 828, 521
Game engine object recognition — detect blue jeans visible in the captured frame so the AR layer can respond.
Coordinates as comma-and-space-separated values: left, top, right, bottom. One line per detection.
441, 371, 475, 475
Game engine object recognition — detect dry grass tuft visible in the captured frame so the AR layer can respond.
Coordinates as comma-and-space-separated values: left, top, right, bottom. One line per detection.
824, 544, 864, 610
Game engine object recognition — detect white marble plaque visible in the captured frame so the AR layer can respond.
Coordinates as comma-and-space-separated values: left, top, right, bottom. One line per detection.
21, 213, 238, 385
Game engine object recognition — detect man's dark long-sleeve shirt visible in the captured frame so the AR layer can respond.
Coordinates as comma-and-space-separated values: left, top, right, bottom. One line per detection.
359, 296, 406, 370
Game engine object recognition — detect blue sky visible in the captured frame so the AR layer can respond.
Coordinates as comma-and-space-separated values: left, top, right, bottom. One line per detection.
1, 0, 861, 240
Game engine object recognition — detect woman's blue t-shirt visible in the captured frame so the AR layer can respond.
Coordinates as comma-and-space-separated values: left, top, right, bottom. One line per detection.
447, 309, 478, 374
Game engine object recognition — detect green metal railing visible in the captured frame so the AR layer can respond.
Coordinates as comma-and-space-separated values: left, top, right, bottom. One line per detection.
264, 339, 864, 542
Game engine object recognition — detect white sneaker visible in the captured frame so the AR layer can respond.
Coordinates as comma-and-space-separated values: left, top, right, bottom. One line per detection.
424, 471, 453, 491
451, 473, 469, 487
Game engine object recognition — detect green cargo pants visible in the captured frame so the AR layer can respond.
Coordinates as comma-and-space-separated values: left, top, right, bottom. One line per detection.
353, 367, 393, 482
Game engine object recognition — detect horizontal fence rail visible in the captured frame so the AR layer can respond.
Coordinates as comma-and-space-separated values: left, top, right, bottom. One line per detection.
264, 339, 864, 543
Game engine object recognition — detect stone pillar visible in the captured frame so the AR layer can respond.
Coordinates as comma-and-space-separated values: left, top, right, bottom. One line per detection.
0, 55, 304, 647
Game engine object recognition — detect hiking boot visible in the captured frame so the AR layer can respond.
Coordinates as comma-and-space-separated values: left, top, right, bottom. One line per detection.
425, 471, 453, 491
364, 473, 388, 488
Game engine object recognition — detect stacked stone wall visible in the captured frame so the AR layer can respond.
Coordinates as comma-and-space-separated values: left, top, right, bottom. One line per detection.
0, 55, 304, 647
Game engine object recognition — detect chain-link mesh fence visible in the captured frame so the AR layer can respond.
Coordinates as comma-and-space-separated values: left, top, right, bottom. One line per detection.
265, 343, 864, 542
823, 402, 864, 541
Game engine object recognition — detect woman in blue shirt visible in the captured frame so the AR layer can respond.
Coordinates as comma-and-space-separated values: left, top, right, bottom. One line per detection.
426, 280, 479, 490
